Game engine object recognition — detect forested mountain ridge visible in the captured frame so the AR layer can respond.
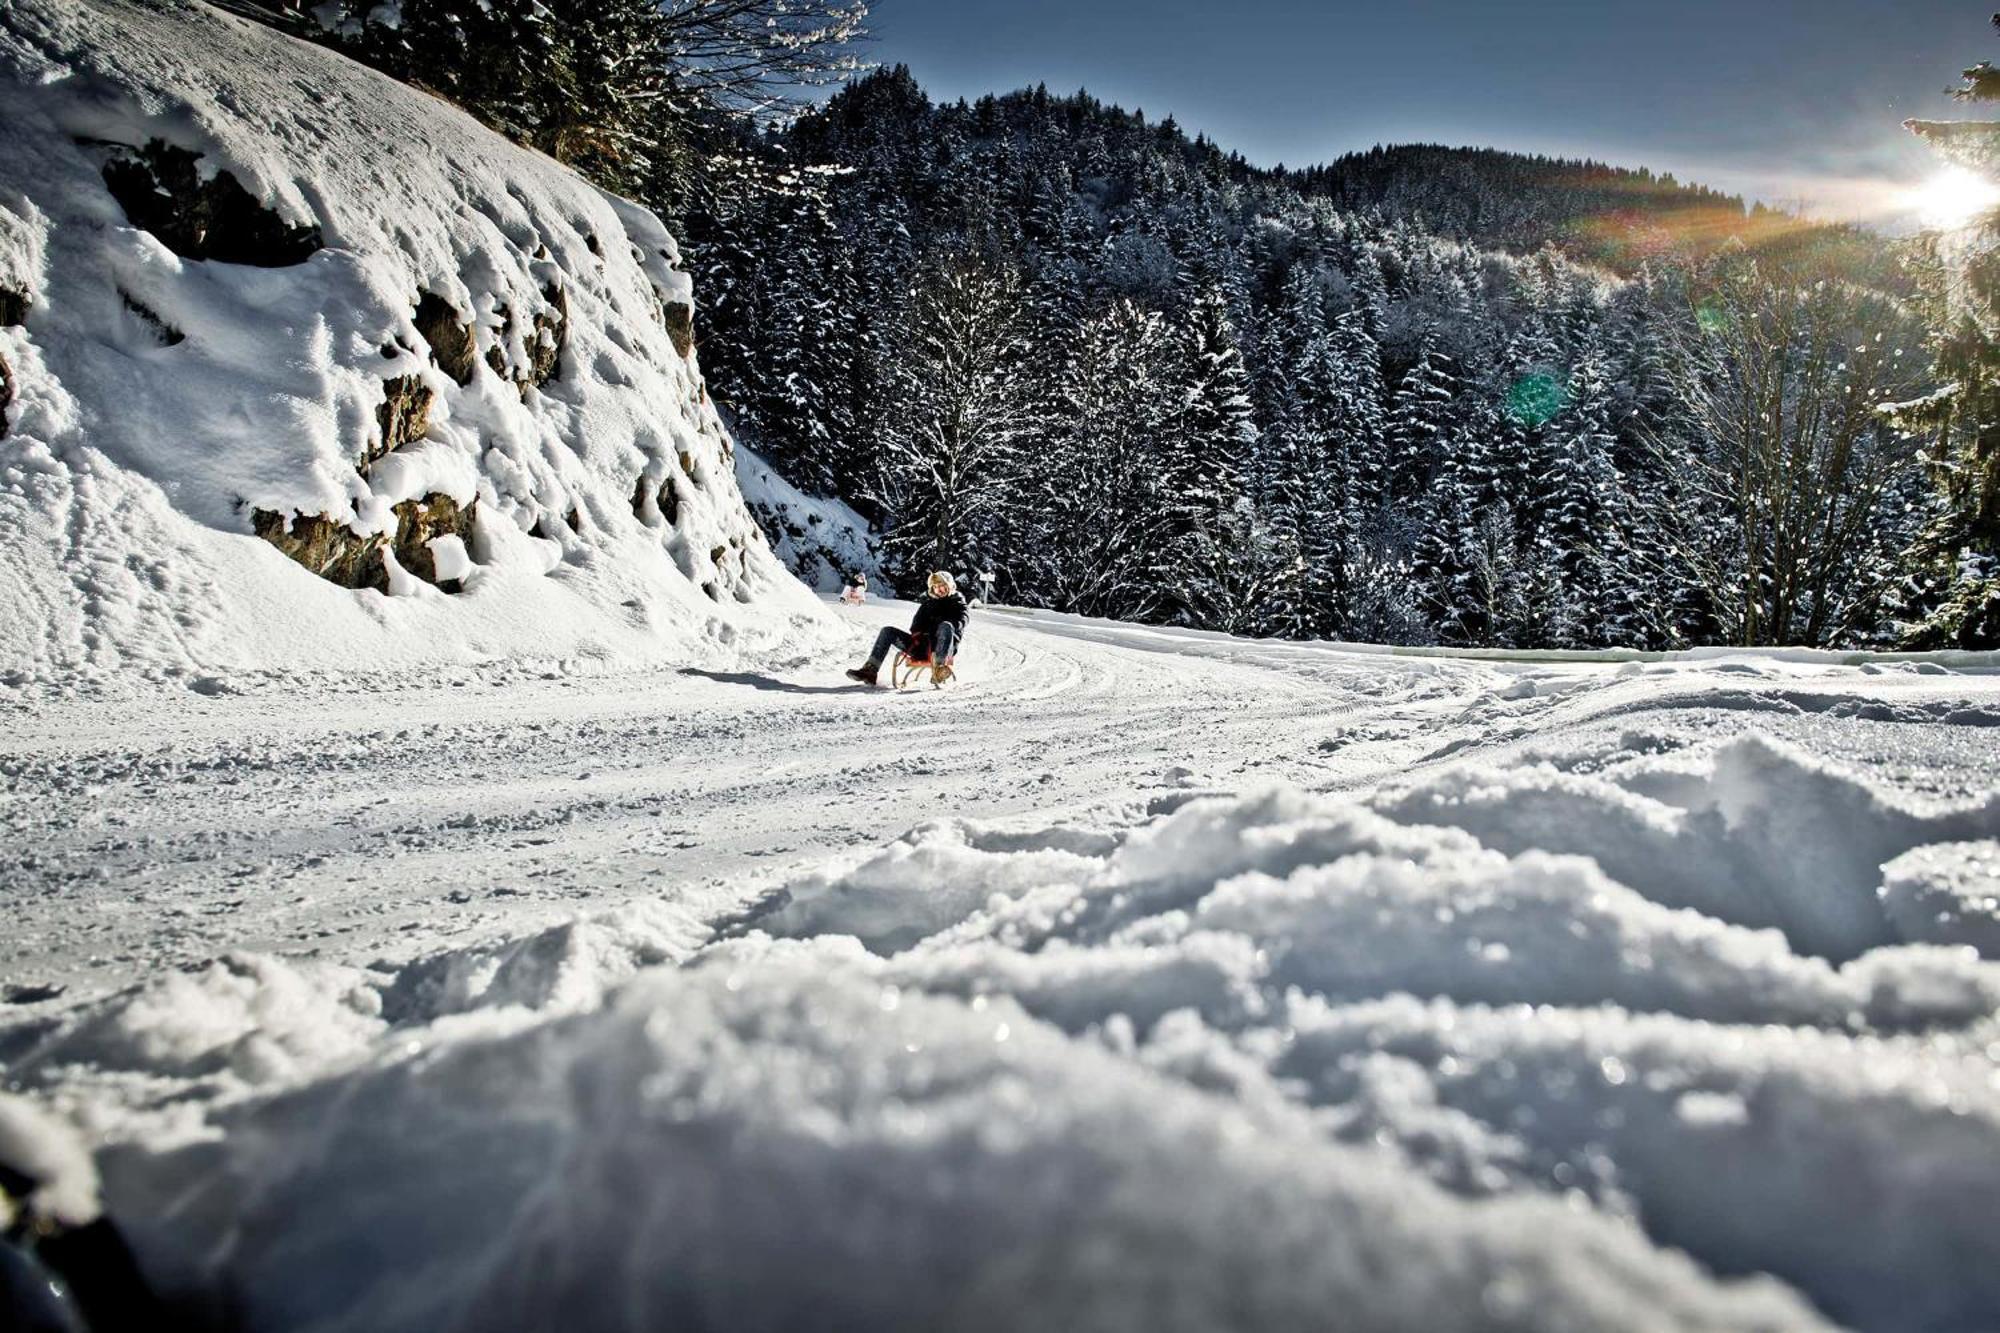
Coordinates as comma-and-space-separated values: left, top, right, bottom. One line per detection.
1288, 144, 1899, 283
685, 68, 1932, 649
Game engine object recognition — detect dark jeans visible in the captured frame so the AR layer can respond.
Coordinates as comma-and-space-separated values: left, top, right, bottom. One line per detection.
868, 621, 956, 664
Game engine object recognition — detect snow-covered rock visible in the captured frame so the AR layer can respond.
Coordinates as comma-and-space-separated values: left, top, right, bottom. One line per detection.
0, 0, 828, 681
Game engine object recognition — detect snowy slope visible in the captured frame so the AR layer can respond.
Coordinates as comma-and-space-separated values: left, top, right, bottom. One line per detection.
4, 603, 1999, 1331
0, 0, 830, 687
735, 439, 882, 592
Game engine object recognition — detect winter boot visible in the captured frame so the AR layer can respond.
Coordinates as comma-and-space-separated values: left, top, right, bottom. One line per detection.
845, 662, 880, 686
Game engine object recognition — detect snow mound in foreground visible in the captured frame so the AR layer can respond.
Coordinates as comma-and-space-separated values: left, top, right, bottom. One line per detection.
52, 732, 2000, 1332
0, 0, 827, 683
106, 956, 1824, 1333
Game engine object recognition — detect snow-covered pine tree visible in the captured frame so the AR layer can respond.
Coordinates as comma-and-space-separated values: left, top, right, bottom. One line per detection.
1388, 337, 1457, 503
1529, 346, 1634, 646
874, 254, 1036, 587
1459, 500, 1530, 647
1027, 299, 1178, 620
1328, 309, 1390, 519
1412, 414, 1507, 644
1260, 327, 1349, 639
1163, 285, 1259, 626
1897, 17, 2000, 647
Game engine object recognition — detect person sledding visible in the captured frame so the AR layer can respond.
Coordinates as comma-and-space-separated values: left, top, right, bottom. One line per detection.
846, 570, 967, 687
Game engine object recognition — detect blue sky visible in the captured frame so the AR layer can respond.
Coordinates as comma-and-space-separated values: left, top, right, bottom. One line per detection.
862, 0, 1986, 222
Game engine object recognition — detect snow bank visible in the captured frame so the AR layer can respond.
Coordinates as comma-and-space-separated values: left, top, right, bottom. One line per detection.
34, 724, 1997, 1331
2, 905, 709, 1148
1277, 996, 2000, 1333
102, 953, 1824, 1333
0, 0, 830, 683
1371, 734, 2000, 961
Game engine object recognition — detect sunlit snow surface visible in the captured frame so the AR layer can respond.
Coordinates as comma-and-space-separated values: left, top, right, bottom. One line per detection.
4, 602, 1998, 1332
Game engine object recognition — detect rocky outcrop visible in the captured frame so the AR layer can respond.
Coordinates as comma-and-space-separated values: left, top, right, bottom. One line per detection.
387, 494, 476, 589
252, 509, 390, 589
366, 374, 433, 469
413, 292, 477, 386
2, 281, 23, 437
482, 283, 569, 398
530, 506, 582, 543
525, 283, 567, 389
100, 139, 321, 266
662, 301, 694, 358
252, 494, 475, 593
631, 474, 682, 528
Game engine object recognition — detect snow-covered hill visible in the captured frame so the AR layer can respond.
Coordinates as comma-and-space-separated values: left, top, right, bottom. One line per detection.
0, 0, 829, 689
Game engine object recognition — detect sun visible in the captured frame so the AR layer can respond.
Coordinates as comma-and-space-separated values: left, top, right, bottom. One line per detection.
1908, 166, 2000, 230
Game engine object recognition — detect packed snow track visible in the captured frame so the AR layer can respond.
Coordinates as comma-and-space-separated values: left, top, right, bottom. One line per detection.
4, 601, 2000, 1333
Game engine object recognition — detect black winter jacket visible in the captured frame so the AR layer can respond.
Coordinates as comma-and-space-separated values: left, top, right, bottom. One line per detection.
910, 593, 969, 641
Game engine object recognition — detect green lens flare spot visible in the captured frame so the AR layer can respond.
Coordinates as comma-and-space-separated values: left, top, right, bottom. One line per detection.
1695, 300, 1732, 334
1506, 371, 1565, 427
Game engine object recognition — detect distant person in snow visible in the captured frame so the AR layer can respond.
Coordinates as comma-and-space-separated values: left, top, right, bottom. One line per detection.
846, 570, 967, 686
839, 573, 868, 605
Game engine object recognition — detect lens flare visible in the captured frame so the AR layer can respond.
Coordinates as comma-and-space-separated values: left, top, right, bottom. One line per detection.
1907, 167, 2000, 230
1505, 371, 1565, 427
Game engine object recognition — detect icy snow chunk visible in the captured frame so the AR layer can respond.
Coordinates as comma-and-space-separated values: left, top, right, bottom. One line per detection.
7, 954, 383, 1103
1880, 840, 2000, 956
426, 533, 471, 585
757, 819, 1104, 953
1193, 845, 2000, 1030
0, 1094, 99, 1228
378, 901, 704, 1023
885, 931, 1270, 1034
1097, 787, 1477, 931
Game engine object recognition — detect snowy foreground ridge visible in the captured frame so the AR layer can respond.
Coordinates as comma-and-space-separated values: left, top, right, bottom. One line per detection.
0, 0, 826, 686
4, 599, 2000, 1332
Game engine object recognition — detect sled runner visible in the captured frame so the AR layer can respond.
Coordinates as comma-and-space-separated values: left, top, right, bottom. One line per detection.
888, 647, 954, 689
